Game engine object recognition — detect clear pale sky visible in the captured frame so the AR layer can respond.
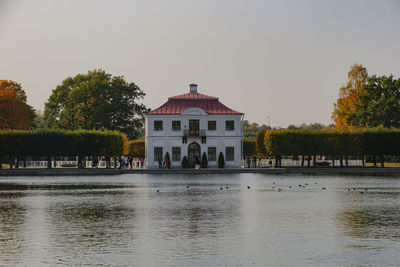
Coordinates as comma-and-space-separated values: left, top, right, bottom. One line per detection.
1, 0, 400, 127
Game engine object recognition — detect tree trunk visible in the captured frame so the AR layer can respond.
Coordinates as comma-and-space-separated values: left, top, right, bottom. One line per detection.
313, 155, 316, 166
301, 155, 305, 167
47, 156, 52, 169
373, 155, 377, 167
361, 155, 365, 166
23, 158, 26, 168
332, 156, 335, 167
339, 156, 343, 167
0, 158, 2, 169
275, 156, 279, 168
380, 155, 384, 168
345, 155, 349, 167
9, 157, 13, 170
15, 157, 19, 169
78, 156, 83, 169
307, 155, 311, 167
278, 156, 282, 167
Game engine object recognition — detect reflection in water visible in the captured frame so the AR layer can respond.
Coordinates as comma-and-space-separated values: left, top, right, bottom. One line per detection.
337, 190, 400, 241
0, 174, 400, 266
0, 195, 27, 266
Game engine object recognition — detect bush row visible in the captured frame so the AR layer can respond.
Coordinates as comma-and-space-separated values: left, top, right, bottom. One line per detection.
263, 128, 400, 166
0, 129, 124, 158
127, 139, 145, 157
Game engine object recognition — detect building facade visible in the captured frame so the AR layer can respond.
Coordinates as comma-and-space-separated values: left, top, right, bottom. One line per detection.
145, 84, 244, 168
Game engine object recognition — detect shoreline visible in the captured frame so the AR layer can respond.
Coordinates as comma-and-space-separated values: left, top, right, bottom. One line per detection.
0, 167, 400, 176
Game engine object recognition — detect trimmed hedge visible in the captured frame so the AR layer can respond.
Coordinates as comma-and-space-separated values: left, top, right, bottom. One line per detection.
0, 129, 124, 158
128, 139, 145, 157
264, 128, 400, 166
243, 139, 256, 158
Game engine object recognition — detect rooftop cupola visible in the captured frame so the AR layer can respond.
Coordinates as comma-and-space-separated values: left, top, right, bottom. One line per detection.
190, 83, 198, 93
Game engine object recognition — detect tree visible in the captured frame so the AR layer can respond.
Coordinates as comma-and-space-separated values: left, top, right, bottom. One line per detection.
218, 152, 225, 168
256, 130, 267, 156
0, 80, 35, 130
128, 139, 145, 157
332, 64, 368, 128
347, 75, 400, 128
181, 156, 189, 168
201, 152, 208, 168
44, 69, 149, 139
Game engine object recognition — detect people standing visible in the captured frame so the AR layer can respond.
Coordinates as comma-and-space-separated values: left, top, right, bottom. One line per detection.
247, 157, 251, 168
158, 157, 162, 169
253, 155, 257, 168
164, 156, 169, 169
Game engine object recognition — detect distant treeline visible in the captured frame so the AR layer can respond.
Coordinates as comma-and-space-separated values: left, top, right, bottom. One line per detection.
243, 128, 400, 167
0, 129, 124, 168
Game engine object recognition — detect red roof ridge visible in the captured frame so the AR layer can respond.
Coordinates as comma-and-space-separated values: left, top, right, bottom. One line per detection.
168, 92, 218, 100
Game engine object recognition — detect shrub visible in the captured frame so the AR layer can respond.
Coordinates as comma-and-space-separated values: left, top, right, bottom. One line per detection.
243, 139, 256, 158
128, 139, 145, 157
182, 156, 189, 168
201, 152, 208, 168
218, 152, 225, 168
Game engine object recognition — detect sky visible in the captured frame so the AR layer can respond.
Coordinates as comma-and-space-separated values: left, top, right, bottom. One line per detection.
1, 0, 400, 127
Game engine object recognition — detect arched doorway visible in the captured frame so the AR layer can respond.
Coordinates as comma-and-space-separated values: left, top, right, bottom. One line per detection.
188, 142, 201, 167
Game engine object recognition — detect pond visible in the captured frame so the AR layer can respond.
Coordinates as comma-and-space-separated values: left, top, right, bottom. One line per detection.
1, 173, 400, 266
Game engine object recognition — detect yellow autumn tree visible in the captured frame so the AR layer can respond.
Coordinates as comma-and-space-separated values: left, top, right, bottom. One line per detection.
332, 64, 368, 129
0, 80, 35, 130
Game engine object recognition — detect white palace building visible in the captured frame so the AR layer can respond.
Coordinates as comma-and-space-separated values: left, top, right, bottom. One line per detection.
145, 84, 244, 168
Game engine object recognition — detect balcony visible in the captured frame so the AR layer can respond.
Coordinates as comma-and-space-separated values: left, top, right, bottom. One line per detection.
183, 129, 206, 137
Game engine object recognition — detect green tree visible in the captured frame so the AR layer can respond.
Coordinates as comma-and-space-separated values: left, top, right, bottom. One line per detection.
181, 156, 189, 168
256, 130, 267, 156
201, 152, 208, 168
44, 69, 149, 139
218, 152, 225, 168
347, 75, 400, 128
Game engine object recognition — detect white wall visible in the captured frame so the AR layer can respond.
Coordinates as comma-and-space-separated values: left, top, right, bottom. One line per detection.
145, 109, 242, 168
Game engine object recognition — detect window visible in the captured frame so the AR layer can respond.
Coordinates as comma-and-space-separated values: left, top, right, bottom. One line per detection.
226, 147, 234, 161
208, 121, 216, 131
172, 121, 181, 131
182, 136, 187, 144
154, 121, 163, 131
154, 147, 163, 162
226, 120, 234, 131
208, 147, 216, 161
172, 147, 181, 162
201, 137, 206, 144
189, 120, 199, 136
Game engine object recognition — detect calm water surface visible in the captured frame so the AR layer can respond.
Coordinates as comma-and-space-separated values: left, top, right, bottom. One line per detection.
1, 173, 400, 266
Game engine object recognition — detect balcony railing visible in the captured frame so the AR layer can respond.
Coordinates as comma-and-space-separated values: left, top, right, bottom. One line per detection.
183, 129, 206, 137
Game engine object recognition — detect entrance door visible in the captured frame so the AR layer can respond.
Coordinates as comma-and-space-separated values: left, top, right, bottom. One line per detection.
188, 142, 201, 167
189, 120, 199, 136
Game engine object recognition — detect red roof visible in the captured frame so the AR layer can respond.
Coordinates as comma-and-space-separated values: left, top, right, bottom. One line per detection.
148, 92, 243, 115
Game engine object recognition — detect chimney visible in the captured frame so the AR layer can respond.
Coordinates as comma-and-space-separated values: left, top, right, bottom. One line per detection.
190, 83, 198, 93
